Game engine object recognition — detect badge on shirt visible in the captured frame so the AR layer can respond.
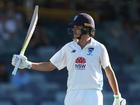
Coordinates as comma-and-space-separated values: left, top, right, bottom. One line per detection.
71, 49, 76, 53
75, 57, 86, 70
87, 47, 94, 55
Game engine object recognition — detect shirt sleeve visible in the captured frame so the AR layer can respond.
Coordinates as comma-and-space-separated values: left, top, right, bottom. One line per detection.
100, 45, 111, 70
50, 46, 67, 70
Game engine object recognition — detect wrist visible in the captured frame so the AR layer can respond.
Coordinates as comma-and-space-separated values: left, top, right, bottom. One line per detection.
114, 93, 121, 99
27, 61, 32, 69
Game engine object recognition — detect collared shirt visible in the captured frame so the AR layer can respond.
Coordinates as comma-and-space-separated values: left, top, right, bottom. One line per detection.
50, 38, 110, 90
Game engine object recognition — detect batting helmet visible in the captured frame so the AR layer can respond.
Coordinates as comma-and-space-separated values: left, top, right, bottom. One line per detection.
68, 13, 95, 37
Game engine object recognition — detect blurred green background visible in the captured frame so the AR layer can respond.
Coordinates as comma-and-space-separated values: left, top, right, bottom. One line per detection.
0, 0, 140, 105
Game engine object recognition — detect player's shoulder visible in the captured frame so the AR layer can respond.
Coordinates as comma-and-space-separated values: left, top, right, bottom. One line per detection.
64, 40, 76, 47
61, 41, 75, 49
93, 38, 106, 49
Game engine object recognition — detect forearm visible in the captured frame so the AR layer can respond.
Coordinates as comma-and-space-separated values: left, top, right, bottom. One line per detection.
105, 66, 120, 95
31, 62, 56, 72
108, 71, 119, 95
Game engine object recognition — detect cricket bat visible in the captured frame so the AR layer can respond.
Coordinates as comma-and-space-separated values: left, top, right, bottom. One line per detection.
120, 99, 126, 105
12, 5, 39, 75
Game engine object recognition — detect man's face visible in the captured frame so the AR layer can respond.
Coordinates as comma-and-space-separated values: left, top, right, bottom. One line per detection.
72, 25, 82, 39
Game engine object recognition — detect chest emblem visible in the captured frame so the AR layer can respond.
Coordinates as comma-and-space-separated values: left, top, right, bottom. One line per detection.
87, 47, 94, 55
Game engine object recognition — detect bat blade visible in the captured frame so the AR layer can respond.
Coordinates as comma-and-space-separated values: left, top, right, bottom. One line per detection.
12, 5, 39, 75
20, 5, 39, 55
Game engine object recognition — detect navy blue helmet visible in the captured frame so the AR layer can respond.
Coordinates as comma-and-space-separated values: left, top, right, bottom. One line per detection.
68, 13, 95, 37
72, 13, 95, 29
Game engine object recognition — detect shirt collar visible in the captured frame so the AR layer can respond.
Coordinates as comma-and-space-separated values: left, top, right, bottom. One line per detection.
73, 37, 96, 49
84, 38, 96, 49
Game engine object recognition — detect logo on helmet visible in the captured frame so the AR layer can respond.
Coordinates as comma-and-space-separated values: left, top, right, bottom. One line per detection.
74, 15, 78, 21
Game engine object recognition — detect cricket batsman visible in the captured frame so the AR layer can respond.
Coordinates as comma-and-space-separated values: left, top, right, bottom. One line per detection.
12, 13, 126, 105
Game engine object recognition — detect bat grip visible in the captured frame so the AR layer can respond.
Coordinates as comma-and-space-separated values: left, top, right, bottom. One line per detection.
12, 59, 21, 75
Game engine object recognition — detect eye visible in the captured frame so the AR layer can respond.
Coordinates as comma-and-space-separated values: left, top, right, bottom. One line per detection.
73, 25, 82, 30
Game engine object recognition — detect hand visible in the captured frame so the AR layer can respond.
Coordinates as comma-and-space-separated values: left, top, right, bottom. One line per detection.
113, 94, 126, 105
12, 54, 32, 69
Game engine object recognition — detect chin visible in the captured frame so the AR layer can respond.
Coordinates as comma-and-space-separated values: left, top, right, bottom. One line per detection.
74, 35, 80, 38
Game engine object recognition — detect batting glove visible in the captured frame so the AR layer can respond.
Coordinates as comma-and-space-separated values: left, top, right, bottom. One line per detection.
12, 54, 32, 69
113, 94, 126, 105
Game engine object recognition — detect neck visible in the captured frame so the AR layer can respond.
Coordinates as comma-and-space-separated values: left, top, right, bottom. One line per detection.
78, 36, 91, 49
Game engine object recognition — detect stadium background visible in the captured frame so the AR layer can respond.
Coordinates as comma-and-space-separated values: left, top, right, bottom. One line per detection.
0, 0, 140, 105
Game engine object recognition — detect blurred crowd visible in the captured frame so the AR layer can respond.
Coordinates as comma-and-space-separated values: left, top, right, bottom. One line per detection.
0, 0, 140, 105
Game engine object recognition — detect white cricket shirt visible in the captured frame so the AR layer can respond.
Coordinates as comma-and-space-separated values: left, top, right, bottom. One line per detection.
50, 38, 111, 90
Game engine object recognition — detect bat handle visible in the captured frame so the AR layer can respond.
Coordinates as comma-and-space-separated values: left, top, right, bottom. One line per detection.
12, 59, 21, 75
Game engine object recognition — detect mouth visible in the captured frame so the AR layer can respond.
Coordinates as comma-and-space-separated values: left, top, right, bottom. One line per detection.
73, 33, 80, 37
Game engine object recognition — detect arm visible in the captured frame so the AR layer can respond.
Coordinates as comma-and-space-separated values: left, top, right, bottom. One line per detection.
104, 65, 120, 95
12, 55, 56, 72
100, 45, 126, 105
104, 65, 126, 105
31, 62, 56, 72
12, 45, 67, 72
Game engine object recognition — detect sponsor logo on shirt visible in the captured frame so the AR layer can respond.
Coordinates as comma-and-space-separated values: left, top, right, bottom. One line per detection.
75, 57, 86, 70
